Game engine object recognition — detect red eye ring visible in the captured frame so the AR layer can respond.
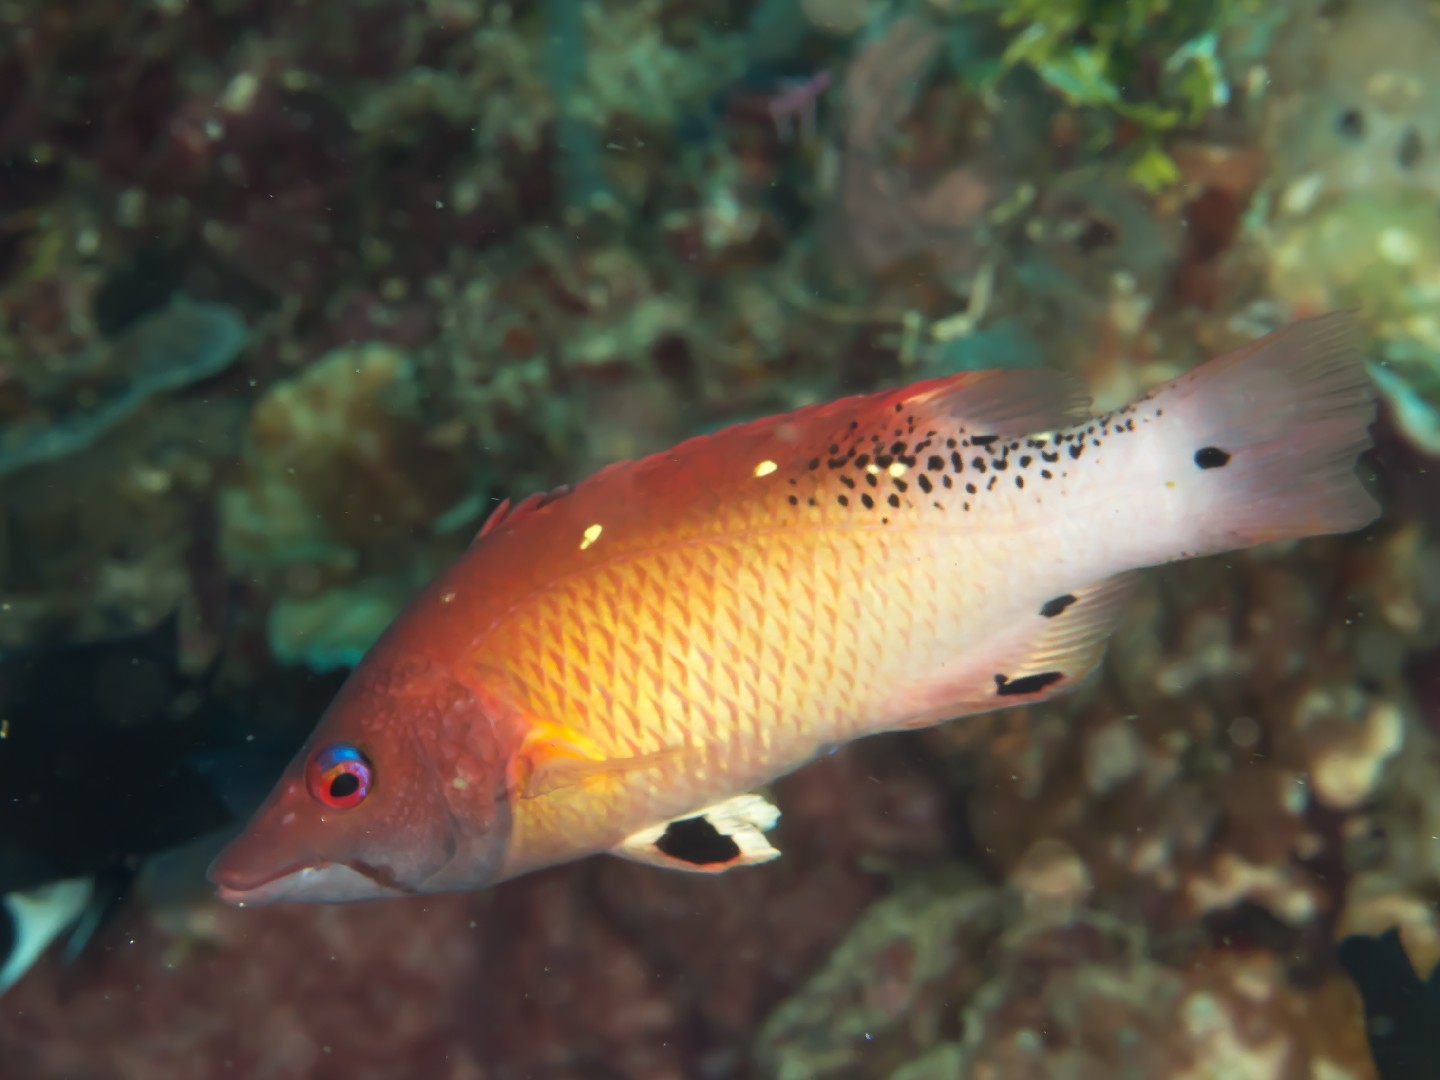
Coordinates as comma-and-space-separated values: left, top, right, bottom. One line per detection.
306, 744, 373, 810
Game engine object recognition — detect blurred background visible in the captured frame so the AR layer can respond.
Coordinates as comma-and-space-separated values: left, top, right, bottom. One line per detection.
1, 0, 1439, 1076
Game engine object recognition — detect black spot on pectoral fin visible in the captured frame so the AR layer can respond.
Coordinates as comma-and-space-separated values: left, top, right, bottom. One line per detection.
995, 671, 1065, 697
656, 817, 741, 866
1040, 594, 1077, 618
1194, 446, 1230, 469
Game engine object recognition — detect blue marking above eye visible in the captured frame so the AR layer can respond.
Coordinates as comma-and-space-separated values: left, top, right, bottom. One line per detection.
306, 743, 373, 809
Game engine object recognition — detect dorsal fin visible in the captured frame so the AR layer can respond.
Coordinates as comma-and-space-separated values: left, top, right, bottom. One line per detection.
471, 484, 575, 546
903, 367, 1091, 438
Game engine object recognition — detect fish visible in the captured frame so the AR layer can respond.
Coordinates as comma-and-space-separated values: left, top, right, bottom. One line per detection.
209, 312, 1380, 905
1338, 928, 1440, 1080
0, 615, 309, 990
0, 878, 94, 995
0, 615, 232, 896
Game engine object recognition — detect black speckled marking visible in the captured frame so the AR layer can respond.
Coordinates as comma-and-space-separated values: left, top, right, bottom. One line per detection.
927, 455, 945, 471
972, 434, 997, 447
1194, 446, 1230, 469
1040, 594, 1076, 618
995, 671, 1064, 697
887, 493, 901, 508
861, 493, 874, 510
787, 494, 799, 506
917, 474, 933, 494
656, 817, 741, 865
838, 494, 850, 507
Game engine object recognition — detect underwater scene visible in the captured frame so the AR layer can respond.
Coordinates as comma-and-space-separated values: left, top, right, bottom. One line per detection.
3, 0, 1440, 1076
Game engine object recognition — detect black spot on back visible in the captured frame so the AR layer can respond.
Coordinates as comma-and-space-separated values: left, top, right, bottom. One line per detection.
1040, 594, 1076, 618
1194, 446, 1230, 470
656, 817, 741, 865
994, 671, 1064, 697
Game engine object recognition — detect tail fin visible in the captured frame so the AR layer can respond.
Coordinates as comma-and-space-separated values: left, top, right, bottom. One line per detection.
1151, 312, 1379, 552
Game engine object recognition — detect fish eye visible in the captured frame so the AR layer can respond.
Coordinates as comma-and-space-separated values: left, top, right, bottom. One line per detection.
306, 744, 373, 810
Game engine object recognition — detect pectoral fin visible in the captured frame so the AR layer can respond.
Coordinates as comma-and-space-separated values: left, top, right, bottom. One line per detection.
512, 725, 684, 800
610, 793, 782, 874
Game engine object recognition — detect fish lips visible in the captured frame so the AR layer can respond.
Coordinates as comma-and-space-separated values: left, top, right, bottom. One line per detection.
208, 856, 411, 906
206, 807, 440, 905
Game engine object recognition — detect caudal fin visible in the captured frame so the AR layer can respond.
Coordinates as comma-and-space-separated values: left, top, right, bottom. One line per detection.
1151, 312, 1379, 553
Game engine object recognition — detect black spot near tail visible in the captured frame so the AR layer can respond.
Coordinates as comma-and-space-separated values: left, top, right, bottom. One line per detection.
1039, 594, 1076, 618
656, 817, 741, 866
1194, 446, 1230, 469
994, 671, 1064, 697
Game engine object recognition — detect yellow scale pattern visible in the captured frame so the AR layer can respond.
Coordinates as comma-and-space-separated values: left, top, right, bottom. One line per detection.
495, 492, 960, 868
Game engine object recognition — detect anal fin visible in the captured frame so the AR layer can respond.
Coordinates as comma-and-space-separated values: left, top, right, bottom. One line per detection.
895, 572, 1139, 728
610, 793, 782, 874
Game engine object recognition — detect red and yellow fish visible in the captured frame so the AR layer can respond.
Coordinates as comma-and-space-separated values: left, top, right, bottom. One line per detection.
210, 313, 1378, 904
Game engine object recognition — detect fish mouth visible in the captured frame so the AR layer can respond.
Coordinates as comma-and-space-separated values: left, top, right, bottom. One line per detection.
205, 858, 408, 910
208, 856, 410, 906
207, 855, 314, 906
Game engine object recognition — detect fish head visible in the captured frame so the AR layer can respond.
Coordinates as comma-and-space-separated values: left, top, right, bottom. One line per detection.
208, 655, 515, 905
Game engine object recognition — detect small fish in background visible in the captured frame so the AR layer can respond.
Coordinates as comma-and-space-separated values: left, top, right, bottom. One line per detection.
210, 313, 1380, 905
0, 616, 305, 993
1338, 928, 1440, 1080
0, 878, 93, 995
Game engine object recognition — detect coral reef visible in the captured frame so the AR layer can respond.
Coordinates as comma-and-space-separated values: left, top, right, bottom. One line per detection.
1251, 0, 1440, 452
1, 0, 1438, 1077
